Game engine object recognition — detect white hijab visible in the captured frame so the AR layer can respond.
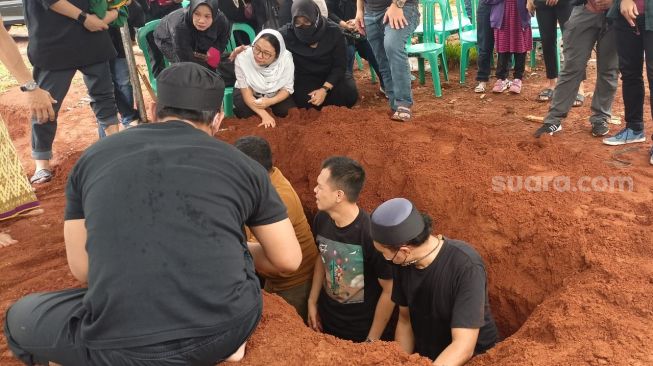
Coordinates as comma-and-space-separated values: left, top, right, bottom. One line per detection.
235, 29, 295, 97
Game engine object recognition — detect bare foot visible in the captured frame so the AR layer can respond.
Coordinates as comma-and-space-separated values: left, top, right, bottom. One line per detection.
0, 232, 18, 247
223, 342, 246, 363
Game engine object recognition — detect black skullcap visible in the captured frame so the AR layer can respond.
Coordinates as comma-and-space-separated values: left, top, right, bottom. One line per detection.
156, 62, 225, 112
371, 198, 425, 246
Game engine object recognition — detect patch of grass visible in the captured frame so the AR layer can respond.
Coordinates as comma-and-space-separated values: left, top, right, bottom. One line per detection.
444, 41, 477, 68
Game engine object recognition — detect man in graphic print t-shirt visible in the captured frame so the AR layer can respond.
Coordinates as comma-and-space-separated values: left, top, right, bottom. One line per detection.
307, 156, 395, 342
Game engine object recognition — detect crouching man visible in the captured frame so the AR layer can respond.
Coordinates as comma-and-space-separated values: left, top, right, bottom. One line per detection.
370, 198, 499, 366
3, 62, 302, 366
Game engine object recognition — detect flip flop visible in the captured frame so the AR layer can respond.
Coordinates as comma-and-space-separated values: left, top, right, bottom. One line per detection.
391, 106, 412, 122
537, 88, 553, 102
573, 93, 585, 107
30, 169, 53, 184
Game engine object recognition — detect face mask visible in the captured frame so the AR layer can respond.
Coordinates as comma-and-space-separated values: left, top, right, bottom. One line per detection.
293, 25, 316, 44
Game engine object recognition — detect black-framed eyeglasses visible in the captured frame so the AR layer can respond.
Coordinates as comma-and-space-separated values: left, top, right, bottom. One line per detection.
253, 45, 274, 59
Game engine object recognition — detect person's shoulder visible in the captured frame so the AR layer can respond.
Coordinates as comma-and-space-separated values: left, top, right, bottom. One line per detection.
444, 239, 485, 267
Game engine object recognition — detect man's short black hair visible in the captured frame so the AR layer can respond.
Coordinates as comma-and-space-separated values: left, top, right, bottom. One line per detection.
321, 156, 365, 202
234, 136, 273, 172
156, 106, 218, 125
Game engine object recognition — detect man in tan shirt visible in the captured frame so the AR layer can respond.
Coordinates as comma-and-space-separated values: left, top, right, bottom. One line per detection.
235, 135, 318, 321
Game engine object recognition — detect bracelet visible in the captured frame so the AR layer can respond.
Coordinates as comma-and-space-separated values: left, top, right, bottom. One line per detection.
321, 85, 331, 93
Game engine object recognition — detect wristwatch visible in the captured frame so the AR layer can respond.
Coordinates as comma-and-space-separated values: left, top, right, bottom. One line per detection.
321, 85, 331, 93
20, 80, 39, 92
77, 11, 88, 25
394, 0, 406, 8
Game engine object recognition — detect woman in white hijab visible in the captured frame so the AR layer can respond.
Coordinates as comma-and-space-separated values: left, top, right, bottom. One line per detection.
233, 29, 295, 128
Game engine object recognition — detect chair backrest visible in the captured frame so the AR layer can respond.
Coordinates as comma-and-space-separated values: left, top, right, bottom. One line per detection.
226, 22, 257, 52
136, 18, 164, 93
420, 0, 439, 44
455, 0, 477, 34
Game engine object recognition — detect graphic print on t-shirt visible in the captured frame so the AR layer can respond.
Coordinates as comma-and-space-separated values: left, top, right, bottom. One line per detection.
317, 235, 365, 304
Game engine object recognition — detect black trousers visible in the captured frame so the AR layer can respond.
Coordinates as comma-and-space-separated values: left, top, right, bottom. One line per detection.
535, 0, 574, 79
232, 88, 297, 118
496, 52, 526, 80
4, 288, 261, 366
475, 0, 495, 82
31, 61, 118, 161
292, 74, 359, 110
614, 15, 652, 133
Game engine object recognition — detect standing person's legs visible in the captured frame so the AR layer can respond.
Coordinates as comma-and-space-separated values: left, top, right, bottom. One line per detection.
382, 4, 419, 110
589, 16, 618, 128
110, 58, 138, 127
542, 6, 599, 126
4, 289, 89, 365
355, 39, 385, 89
513, 52, 527, 80
536, 3, 559, 81
30, 67, 76, 182
495, 52, 510, 80
612, 16, 642, 130
80, 61, 120, 136
365, 9, 395, 108
642, 18, 653, 135
475, 1, 494, 88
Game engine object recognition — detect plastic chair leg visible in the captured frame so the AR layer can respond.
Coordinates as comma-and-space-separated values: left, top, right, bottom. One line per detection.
427, 54, 442, 97
460, 44, 470, 84
223, 88, 234, 118
530, 43, 537, 68
555, 36, 561, 75
418, 57, 426, 85
355, 52, 364, 71
370, 67, 377, 84
440, 50, 449, 82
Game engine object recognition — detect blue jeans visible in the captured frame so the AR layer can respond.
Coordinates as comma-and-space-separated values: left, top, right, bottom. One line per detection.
475, 0, 494, 82
98, 57, 138, 137
364, 4, 419, 109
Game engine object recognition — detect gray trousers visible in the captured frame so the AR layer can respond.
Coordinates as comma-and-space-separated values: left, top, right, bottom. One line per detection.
32, 61, 118, 160
544, 6, 619, 126
4, 288, 260, 366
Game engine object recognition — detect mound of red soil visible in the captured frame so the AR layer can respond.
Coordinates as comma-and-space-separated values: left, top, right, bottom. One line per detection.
2, 54, 652, 365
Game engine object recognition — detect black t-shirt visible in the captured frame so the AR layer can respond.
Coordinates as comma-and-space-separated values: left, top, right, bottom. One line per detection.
64, 121, 288, 349
313, 209, 393, 342
392, 238, 499, 360
24, 0, 116, 70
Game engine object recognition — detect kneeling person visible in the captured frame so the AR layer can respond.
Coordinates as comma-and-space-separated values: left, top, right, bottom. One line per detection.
3, 63, 302, 366
371, 198, 498, 365
235, 136, 319, 321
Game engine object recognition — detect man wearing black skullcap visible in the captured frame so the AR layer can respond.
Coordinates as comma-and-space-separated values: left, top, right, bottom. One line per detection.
3, 62, 303, 366
370, 198, 499, 366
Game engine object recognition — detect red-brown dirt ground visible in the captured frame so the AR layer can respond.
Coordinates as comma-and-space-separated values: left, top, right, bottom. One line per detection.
1, 33, 653, 365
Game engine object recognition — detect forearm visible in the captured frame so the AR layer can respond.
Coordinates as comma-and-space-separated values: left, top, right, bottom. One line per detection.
308, 256, 325, 304
0, 24, 32, 84
357, 0, 365, 13
248, 241, 282, 275
49, 0, 84, 20
367, 291, 395, 340
266, 89, 290, 105
395, 317, 415, 354
432, 341, 474, 366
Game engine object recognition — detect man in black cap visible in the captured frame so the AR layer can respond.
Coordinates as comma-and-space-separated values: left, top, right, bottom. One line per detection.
3, 62, 303, 366
370, 198, 499, 366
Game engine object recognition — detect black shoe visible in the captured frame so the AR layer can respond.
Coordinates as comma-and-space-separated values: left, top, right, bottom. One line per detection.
534, 123, 562, 138
591, 121, 610, 137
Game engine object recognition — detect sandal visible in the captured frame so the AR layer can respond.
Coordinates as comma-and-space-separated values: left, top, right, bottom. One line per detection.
537, 88, 553, 102
573, 93, 584, 107
30, 169, 53, 184
474, 82, 486, 93
391, 106, 412, 122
